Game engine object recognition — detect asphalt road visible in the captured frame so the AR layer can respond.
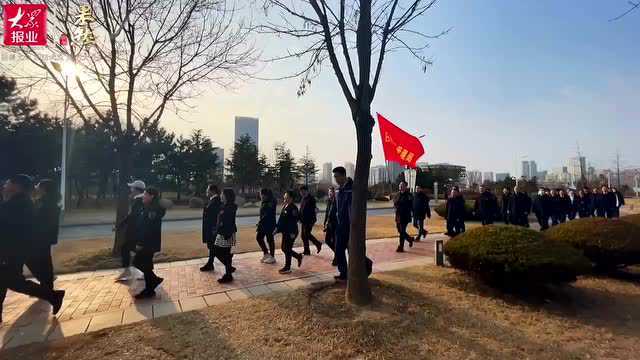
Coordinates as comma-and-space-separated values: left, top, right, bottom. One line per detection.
59, 208, 395, 241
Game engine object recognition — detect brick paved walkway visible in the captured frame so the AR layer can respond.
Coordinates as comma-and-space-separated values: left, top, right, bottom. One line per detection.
0, 235, 441, 350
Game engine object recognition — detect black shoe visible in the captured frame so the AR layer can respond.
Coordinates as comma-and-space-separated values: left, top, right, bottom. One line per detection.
331, 258, 338, 267
278, 267, 292, 274
51, 290, 65, 315
231, 266, 237, 273
217, 274, 233, 283
407, 238, 414, 248
334, 274, 347, 281
200, 263, 214, 272
315, 242, 322, 254
396, 246, 405, 253
150, 276, 164, 291
134, 289, 156, 299
297, 254, 304, 268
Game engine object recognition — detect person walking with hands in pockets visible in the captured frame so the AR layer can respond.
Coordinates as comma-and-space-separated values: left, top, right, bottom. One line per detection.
275, 190, 303, 274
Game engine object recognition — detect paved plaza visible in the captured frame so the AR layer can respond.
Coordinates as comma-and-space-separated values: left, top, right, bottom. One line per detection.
0, 235, 441, 351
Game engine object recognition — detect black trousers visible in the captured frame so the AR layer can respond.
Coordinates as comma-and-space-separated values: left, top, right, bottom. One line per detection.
536, 214, 549, 230
300, 223, 321, 253
413, 218, 427, 239
204, 241, 215, 266
25, 247, 54, 290
1, 261, 57, 320
568, 211, 577, 220
133, 251, 159, 291
397, 222, 411, 249
281, 232, 301, 269
214, 246, 233, 276
480, 216, 494, 226
324, 226, 336, 252
256, 231, 275, 257
446, 218, 465, 236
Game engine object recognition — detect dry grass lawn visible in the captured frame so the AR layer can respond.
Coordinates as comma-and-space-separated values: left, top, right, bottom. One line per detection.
5, 266, 640, 359
53, 214, 472, 274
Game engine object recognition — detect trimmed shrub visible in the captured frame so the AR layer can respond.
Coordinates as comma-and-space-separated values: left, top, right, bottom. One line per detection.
621, 214, 640, 227
544, 217, 640, 270
444, 225, 590, 286
434, 201, 477, 220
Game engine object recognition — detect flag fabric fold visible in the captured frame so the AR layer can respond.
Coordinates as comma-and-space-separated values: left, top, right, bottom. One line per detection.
377, 113, 425, 169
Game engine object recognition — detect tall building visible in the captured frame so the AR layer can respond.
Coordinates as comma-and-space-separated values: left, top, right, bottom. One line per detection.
321, 162, 333, 184
345, 162, 355, 178
369, 165, 389, 186
466, 170, 482, 187
495, 172, 510, 182
530, 161, 538, 179
521, 161, 531, 180
482, 172, 494, 183
213, 148, 224, 180
568, 156, 587, 185
234, 116, 259, 147
386, 161, 404, 182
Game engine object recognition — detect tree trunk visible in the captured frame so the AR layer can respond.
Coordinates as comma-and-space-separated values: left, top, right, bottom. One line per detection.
112, 139, 133, 256
347, 109, 374, 305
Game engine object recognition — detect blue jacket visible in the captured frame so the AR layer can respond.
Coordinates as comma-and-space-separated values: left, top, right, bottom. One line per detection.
336, 178, 353, 232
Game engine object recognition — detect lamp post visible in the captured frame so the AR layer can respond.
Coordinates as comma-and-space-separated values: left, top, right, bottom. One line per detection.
51, 60, 75, 212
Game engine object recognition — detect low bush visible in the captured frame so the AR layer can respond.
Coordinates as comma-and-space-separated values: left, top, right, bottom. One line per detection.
444, 225, 590, 286
434, 201, 477, 220
544, 217, 640, 270
621, 214, 640, 227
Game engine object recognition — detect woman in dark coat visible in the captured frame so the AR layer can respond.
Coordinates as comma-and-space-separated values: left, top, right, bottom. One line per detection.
132, 187, 166, 299
214, 188, 238, 284
323, 187, 338, 266
201, 185, 221, 272
26, 179, 61, 290
257, 188, 277, 264
275, 190, 303, 274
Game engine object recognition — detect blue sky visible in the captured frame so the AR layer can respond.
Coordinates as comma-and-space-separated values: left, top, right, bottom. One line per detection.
161, 0, 640, 176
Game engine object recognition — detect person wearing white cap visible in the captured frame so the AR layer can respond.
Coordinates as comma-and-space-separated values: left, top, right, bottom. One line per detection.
114, 180, 146, 282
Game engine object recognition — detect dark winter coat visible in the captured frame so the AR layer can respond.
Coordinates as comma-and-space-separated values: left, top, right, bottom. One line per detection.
324, 197, 338, 231
137, 202, 166, 253
412, 192, 431, 220
394, 191, 413, 224
577, 195, 591, 217
446, 195, 466, 221
475, 191, 498, 221
0, 192, 35, 261
594, 193, 608, 217
532, 194, 547, 218
568, 195, 579, 218
509, 192, 532, 226
120, 195, 144, 248
613, 191, 625, 209
336, 178, 353, 233
217, 203, 238, 240
501, 193, 512, 220
33, 197, 61, 247
276, 202, 299, 236
257, 198, 277, 234
299, 194, 318, 224
202, 195, 221, 244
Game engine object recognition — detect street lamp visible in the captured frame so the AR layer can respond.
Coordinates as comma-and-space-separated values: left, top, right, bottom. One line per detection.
51, 60, 76, 212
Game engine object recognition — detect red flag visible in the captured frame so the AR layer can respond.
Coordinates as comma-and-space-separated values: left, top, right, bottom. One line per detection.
377, 113, 425, 168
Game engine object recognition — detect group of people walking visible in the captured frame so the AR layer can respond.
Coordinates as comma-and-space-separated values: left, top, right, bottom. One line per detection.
198, 166, 372, 283
1, 175, 65, 323
441, 183, 626, 236
392, 182, 432, 252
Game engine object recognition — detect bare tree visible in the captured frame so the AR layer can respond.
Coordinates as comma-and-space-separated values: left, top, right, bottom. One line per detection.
260, 0, 447, 305
9, 0, 257, 252
610, 1, 639, 21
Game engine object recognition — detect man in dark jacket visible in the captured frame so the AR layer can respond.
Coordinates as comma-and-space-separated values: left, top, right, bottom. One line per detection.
115, 180, 146, 282
532, 189, 549, 230
475, 186, 498, 225
501, 187, 512, 224
549, 189, 562, 226
610, 187, 625, 218
256, 188, 277, 264
601, 185, 618, 218
582, 186, 595, 217
1, 175, 65, 323
509, 186, 531, 227
594, 187, 608, 218
299, 185, 322, 255
567, 190, 579, 220
332, 167, 372, 281
446, 186, 466, 236
394, 181, 413, 252
201, 185, 221, 272
412, 185, 431, 242
132, 187, 166, 299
